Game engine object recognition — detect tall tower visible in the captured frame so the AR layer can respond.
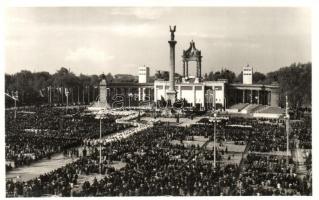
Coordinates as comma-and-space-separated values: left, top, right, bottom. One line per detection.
166, 25, 177, 104
138, 65, 150, 83
243, 64, 253, 84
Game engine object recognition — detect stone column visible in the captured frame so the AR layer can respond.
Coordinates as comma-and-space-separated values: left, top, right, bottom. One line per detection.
196, 61, 200, 78
183, 61, 186, 77
197, 59, 202, 79
166, 26, 177, 104
143, 88, 146, 101
243, 90, 245, 103
257, 90, 260, 104
186, 62, 189, 77
250, 90, 253, 104
193, 86, 196, 107
168, 42, 176, 91
268, 92, 271, 106
138, 88, 141, 101
154, 87, 157, 103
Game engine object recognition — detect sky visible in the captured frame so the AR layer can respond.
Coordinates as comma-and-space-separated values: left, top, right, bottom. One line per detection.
5, 7, 311, 76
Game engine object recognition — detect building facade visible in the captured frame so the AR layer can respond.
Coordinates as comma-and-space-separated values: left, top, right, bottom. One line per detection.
98, 26, 280, 109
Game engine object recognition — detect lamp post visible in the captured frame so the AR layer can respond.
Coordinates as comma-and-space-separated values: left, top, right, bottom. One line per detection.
99, 115, 102, 175
5, 91, 18, 120
213, 112, 217, 168
285, 95, 290, 166
65, 89, 69, 110
209, 111, 217, 168
95, 112, 106, 175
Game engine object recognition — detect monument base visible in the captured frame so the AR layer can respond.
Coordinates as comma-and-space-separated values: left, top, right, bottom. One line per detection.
88, 101, 111, 111
166, 90, 177, 105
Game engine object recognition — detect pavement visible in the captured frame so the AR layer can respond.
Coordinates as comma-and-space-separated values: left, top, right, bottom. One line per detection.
141, 116, 206, 127
6, 154, 78, 182
6, 114, 146, 182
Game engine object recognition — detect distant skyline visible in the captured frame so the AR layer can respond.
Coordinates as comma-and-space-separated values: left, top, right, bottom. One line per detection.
5, 7, 311, 76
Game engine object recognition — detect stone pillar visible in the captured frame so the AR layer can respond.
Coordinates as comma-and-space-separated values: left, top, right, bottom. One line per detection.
99, 80, 106, 102
154, 87, 157, 103
186, 62, 189, 77
257, 90, 260, 104
193, 86, 196, 107
166, 26, 177, 104
183, 61, 186, 77
196, 59, 202, 79
143, 88, 146, 101
250, 90, 253, 104
242, 90, 245, 103
268, 92, 271, 106
138, 88, 141, 101
196, 61, 200, 78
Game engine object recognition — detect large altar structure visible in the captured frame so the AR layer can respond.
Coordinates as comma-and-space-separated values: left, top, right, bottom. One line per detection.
97, 26, 280, 110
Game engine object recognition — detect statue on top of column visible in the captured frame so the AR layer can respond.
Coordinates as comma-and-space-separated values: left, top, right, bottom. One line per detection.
169, 25, 176, 40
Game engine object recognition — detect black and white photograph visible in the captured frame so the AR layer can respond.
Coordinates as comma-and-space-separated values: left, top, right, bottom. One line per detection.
2, 3, 315, 198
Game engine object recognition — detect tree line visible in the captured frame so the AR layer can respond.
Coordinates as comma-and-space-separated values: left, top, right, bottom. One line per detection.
5, 62, 311, 108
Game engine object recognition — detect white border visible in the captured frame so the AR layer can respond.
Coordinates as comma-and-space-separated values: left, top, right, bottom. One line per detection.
0, 0, 318, 200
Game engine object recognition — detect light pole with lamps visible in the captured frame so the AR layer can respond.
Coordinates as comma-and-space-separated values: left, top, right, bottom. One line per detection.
213, 112, 217, 168
209, 111, 217, 168
285, 95, 290, 166
95, 112, 106, 175
5, 91, 18, 120
99, 115, 102, 174
65, 89, 69, 109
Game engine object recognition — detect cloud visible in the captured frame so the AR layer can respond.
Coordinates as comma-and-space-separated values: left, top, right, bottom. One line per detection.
65, 47, 114, 63
108, 23, 159, 37
180, 32, 226, 39
111, 8, 171, 20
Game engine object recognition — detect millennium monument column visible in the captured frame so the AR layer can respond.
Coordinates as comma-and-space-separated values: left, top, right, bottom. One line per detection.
166, 25, 177, 104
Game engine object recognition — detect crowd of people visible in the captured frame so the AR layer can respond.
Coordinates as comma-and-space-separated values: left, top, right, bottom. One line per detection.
5, 106, 131, 169
235, 154, 311, 195
5, 109, 312, 196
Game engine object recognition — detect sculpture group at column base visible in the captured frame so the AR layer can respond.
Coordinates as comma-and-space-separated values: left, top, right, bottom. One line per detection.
166, 90, 177, 106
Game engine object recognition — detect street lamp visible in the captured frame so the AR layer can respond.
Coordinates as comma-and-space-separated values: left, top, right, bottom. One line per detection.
65, 89, 69, 109
213, 112, 217, 168
95, 112, 106, 175
99, 115, 102, 175
209, 112, 217, 168
5, 91, 18, 120
285, 95, 290, 166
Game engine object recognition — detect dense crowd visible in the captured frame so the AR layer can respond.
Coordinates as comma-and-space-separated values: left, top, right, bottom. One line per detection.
5, 106, 130, 169
5, 111, 312, 197
235, 154, 311, 195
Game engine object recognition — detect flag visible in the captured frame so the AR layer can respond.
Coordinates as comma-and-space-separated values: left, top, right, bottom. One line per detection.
65, 88, 69, 96
39, 89, 44, 97
56, 87, 62, 94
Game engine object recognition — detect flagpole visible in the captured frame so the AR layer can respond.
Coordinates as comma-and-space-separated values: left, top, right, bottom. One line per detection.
88, 86, 90, 105
285, 95, 290, 167
49, 86, 52, 106
82, 86, 85, 105
77, 86, 80, 104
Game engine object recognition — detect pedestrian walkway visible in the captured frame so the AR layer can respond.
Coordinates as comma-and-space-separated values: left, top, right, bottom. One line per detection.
6, 154, 77, 182
6, 114, 148, 182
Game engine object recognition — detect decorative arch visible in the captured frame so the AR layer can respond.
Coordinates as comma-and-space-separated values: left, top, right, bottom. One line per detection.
182, 40, 202, 78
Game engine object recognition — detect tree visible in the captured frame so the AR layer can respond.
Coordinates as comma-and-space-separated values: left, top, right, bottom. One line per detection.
206, 69, 236, 83
253, 72, 266, 84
